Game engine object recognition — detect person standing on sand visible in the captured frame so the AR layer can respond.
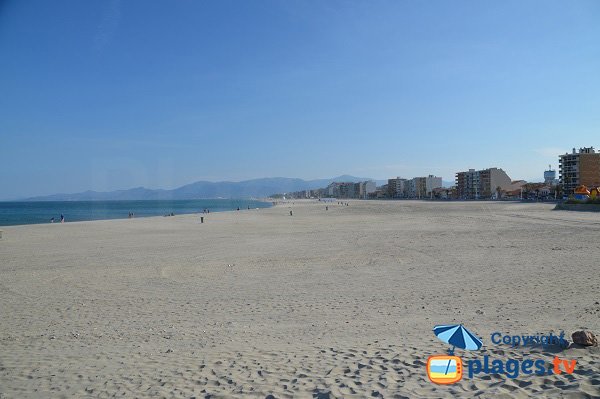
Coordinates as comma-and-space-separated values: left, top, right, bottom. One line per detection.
60, 214, 64, 223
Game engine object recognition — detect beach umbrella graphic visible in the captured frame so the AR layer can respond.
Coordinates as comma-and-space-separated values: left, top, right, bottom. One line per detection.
433, 324, 483, 374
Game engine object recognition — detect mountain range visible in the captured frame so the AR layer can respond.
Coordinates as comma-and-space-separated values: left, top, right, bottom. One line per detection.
23, 176, 393, 201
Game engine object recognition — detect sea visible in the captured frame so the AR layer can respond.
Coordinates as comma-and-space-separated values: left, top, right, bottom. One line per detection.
0, 199, 272, 226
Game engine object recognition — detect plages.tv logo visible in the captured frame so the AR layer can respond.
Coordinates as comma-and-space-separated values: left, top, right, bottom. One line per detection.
427, 324, 482, 384
427, 324, 579, 384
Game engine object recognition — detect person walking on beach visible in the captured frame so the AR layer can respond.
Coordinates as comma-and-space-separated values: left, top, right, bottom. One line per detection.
60, 214, 64, 223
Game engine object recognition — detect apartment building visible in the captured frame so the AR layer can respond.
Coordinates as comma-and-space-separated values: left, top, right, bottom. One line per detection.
559, 147, 600, 195
326, 181, 376, 199
425, 175, 443, 195
387, 177, 408, 198
407, 177, 426, 198
387, 175, 442, 198
455, 167, 512, 199
358, 181, 376, 199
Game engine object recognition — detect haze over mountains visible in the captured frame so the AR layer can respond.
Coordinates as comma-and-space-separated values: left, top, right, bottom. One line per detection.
22, 176, 396, 201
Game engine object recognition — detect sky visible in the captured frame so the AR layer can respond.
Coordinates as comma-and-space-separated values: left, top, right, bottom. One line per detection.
1, 0, 599, 199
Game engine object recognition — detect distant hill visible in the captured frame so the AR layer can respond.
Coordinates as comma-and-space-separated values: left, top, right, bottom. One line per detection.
23, 176, 386, 201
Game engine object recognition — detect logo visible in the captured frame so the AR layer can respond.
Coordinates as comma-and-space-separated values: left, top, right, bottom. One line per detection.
426, 355, 462, 384
427, 324, 578, 384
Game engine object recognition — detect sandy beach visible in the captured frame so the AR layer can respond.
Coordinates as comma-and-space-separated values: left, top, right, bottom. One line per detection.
0, 200, 599, 398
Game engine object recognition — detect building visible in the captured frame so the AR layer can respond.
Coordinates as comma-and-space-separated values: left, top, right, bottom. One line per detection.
387, 175, 443, 198
455, 167, 513, 199
338, 182, 357, 198
559, 147, 600, 195
326, 181, 375, 199
357, 181, 376, 199
387, 177, 407, 198
425, 175, 443, 196
407, 177, 427, 198
432, 187, 453, 199
544, 165, 558, 185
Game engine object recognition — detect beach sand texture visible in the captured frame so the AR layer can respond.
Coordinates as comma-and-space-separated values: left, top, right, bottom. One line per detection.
1, 200, 599, 398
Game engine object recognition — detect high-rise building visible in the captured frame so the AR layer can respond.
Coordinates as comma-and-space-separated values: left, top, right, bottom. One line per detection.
425, 175, 443, 195
559, 147, 600, 195
326, 181, 375, 199
406, 177, 427, 198
387, 177, 407, 198
455, 167, 512, 199
544, 165, 557, 185
388, 176, 442, 198
357, 181, 376, 199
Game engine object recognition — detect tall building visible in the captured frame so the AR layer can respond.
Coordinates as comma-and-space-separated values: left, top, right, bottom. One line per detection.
326, 181, 375, 199
559, 147, 600, 195
357, 181, 376, 199
455, 167, 512, 199
425, 175, 443, 195
544, 165, 557, 185
387, 177, 407, 198
407, 177, 427, 198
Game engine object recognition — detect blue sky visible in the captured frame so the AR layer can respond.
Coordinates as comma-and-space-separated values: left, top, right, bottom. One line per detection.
1, 0, 599, 198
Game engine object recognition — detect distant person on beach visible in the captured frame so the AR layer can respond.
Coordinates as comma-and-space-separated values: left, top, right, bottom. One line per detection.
60, 214, 64, 223
50, 217, 54, 223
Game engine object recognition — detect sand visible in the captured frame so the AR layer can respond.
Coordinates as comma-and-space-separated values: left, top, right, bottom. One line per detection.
0, 200, 599, 398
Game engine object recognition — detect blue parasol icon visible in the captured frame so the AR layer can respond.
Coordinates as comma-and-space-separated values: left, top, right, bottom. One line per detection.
433, 324, 483, 374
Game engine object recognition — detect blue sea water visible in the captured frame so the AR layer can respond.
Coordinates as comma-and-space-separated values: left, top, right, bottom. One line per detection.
0, 199, 272, 226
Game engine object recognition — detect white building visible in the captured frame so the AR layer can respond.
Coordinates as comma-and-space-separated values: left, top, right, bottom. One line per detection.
425, 175, 443, 195
359, 181, 376, 199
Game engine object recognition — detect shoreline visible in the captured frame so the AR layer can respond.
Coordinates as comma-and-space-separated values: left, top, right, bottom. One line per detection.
0, 199, 273, 228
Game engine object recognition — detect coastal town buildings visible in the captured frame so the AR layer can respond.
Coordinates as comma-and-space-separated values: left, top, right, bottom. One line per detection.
324, 181, 376, 199
387, 177, 407, 198
455, 167, 513, 199
425, 175, 443, 196
559, 147, 600, 195
407, 177, 426, 198
358, 181, 376, 199
387, 175, 442, 198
